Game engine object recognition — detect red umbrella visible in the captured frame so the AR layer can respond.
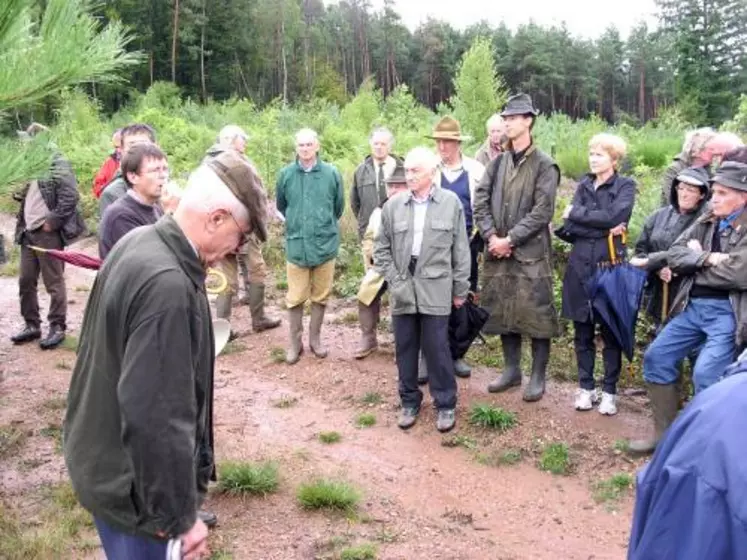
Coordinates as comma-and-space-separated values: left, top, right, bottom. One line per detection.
29, 246, 102, 270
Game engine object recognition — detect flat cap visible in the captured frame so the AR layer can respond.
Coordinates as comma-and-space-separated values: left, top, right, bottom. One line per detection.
205, 150, 268, 242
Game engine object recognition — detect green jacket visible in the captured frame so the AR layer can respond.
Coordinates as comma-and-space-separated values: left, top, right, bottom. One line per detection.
63, 216, 215, 541
276, 158, 344, 268
374, 187, 470, 316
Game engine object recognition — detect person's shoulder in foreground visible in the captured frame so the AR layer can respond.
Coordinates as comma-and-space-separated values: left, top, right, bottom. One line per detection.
629, 371, 747, 560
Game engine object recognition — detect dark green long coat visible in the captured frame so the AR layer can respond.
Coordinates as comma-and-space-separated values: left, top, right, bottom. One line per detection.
473, 144, 560, 339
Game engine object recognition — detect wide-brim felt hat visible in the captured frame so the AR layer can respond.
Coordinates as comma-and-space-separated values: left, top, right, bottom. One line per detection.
427, 116, 470, 141
711, 161, 747, 192
501, 93, 539, 117
386, 164, 407, 184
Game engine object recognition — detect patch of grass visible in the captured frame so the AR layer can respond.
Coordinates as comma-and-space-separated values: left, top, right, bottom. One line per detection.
39, 424, 63, 453
469, 404, 517, 431
0, 425, 27, 459
297, 479, 361, 512
73, 285, 90, 293
441, 434, 477, 450
338, 311, 359, 325
216, 461, 279, 496
355, 413, 376, 428
613, 439, 630, 453
269, 346, 286, 363
360, 392, 382, 406
275, 278, 288, 290
55, 360, 71, 371
42, 396, 67, 411
222, 340, 246, 355
498, 449, 523, 466
374, 528, 400, 543
60, 335, 79, 352
340, 543, 378, 560
271, 395, 298, 408
319, 431, 342, 444
0, 246, 20, 277
539, 442, 571, 475
593, 473, 634, 504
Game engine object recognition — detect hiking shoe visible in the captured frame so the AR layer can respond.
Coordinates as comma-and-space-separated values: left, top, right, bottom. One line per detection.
436, 409, 456, 433
574, 388, 599, 411
598, 392, 618, 416
398, 407, 419, 430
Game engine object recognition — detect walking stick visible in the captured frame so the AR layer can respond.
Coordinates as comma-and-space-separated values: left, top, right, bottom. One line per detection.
661, 281, 670, 323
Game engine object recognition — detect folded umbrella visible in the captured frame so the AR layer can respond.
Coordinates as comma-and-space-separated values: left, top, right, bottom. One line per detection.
449, 294, 490, 360
29, 246, 102, 270
586, 233, 647, 361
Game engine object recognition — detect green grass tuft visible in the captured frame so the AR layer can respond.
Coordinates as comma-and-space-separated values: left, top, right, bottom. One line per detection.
441, 434, 477, 450
355, 413, 376, 428
269, 347, 286, 364
297, 479, 361, 512
469, 404, 517, 431
340, 543, 378, 560
318, 431, 342, 444
216, 461, 279, 496
538, 442, 571, 475
60, 335, 79, 352
593, 473, 634, 504
271, 395, 298, 408
0, 425, 27, 459
360, 392, 382, 406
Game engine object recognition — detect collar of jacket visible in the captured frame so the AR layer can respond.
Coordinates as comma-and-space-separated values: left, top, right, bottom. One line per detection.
406, 184, 443, 204
698, 207, 747, 230
507, 141, 537, 162
294, 157, 322, 172
154, 215, 207, 291
581, 172, 618, 189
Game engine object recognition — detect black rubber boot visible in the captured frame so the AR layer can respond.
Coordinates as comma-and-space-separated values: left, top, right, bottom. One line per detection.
523, 338, 550, 402
488, 333, 522, 393
628, 383, 679, 455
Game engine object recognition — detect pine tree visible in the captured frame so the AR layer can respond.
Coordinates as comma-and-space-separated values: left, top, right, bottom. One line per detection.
450, 36, 508, 141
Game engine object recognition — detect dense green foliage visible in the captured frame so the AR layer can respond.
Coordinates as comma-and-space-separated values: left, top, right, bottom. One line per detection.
24, 0, 741, 127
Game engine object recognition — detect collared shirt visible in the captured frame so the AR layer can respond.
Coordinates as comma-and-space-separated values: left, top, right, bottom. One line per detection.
23, 180, 49, 231
719, 208, 746, 232
300, 159, 317, 173
373, 155, 398, 191
411, 186, 434, 257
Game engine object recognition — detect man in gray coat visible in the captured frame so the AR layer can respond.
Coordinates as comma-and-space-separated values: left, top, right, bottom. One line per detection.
374, 147, 470, 433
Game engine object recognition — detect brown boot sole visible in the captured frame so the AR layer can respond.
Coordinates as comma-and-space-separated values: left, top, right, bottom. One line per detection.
253, 320, 281, 332
354, 346, 377, 360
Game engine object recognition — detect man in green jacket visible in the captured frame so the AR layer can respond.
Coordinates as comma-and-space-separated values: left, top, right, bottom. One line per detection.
277, 128, 344, 365
473, 93, 560, 403
63, 150, 267, 559
374, 147, 470, 433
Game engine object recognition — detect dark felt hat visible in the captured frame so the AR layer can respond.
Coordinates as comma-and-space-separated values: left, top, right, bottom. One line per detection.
711, 161, 747, 193
206, 150, 268, 242
501, 93, 539, 117
385, 164, 406, 185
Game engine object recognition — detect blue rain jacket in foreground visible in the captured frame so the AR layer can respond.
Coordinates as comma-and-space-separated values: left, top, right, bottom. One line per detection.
629, 370, 747, 559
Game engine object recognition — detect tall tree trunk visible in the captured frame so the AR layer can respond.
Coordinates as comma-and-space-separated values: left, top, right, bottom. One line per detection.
171, 0, 180, 83
200, 0, 207, 101
281, 18, 288, 104
638, 63, 646, 122
149, 51, 154, 85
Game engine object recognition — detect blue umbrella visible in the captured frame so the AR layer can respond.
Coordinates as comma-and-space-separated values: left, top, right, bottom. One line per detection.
586, 234, 647, 361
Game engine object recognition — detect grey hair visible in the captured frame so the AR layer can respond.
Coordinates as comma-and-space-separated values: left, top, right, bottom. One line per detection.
714, 131, 745, 148
218, 125, 248, 146
682, 127, 717, 163
179, 164, 249, 224
404, 147, 439, 172
369, 127, 394, 147
295, 128, 318, 144
486, 114, 504, 131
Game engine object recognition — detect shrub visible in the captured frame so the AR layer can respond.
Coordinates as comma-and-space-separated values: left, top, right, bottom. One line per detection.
216, 461, 279, 496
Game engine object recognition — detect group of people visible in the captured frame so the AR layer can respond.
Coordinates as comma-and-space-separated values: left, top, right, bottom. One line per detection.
6, 89, 747, 557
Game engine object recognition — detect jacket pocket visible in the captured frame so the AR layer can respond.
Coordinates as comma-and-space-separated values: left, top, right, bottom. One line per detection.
430, 219, 453, 248
389, 275, 415, 310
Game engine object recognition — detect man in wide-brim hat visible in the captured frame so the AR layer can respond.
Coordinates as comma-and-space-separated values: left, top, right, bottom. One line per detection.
354, 164, 408, 359
473, 93, 560, 403
422, 116, 484, 379
628, 159, 747, 455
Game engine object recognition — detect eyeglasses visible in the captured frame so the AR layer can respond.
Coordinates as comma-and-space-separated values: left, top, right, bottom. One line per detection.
676, 185, 702, 195
228, 212, 251, 246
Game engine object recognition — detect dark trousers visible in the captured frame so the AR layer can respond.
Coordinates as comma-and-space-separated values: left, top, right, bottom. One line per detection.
393, 313, 457, 410
574, 320, 622, 395
469, 232, 483, 293
94, 517, 171, 560
19, 229, 67, 330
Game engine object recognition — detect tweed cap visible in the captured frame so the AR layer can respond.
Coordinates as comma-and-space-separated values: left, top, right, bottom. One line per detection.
205, 150, 268, 242
711, 161, 747, 193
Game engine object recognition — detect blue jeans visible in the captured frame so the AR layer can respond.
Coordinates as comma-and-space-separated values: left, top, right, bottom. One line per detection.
94, 517, 173, 560
643, 298, 736, 393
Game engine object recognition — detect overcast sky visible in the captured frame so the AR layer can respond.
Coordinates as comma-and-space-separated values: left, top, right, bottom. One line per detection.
362, 0, 659, 39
